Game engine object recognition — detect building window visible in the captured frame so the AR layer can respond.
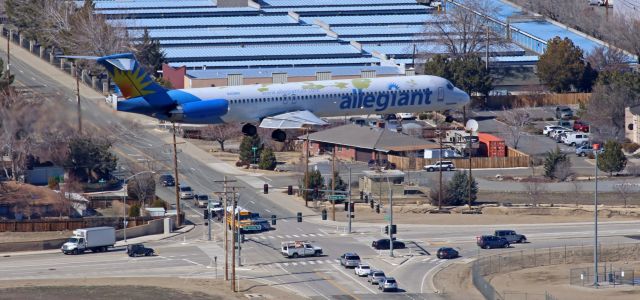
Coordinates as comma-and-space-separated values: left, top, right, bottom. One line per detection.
629, 124, 634, 130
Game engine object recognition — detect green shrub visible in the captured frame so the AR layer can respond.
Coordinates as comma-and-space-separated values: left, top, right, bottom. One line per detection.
128, 204, 141, 217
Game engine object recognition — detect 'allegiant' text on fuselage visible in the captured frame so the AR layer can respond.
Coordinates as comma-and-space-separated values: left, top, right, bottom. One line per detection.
339, 88, 433, 112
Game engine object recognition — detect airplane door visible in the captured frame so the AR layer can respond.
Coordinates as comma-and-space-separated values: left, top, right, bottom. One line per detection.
291, 94, 297, 105
438, 87, 444, 101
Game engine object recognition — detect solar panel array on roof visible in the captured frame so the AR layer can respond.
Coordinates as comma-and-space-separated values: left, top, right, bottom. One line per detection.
79, 1, 215, 10
131, 26, 326, 41
300, 14, 440, 26
111, 15, 297, 29
186, 65, 403, 79
170, 57, 382, 69
163, 44, 363, 62
258, 0, 418, 8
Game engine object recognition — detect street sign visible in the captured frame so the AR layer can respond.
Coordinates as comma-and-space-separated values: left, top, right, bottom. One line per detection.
384, 215, 390, 221
328, 195, 346, 201
243, 225, 261, 231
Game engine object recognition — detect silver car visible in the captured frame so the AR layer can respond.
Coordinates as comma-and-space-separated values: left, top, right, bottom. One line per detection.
379, 277, 398, 292
339, 253, 361, 268
368, 270, 386, 285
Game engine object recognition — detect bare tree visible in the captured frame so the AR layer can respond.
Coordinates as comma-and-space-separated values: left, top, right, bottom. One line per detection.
124, 162, 156, 208
201, 123, 241, 152
586, 46, 631, 72
420, 0, 506, 58
571, 180, 581, 207
553, 158, 573, 181
501, 108, 531, 149
584, 83, 637, 142
524, 179, 546, 207
614, 181, 637, 208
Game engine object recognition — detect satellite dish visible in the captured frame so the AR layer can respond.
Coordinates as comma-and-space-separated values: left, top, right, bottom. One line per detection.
465, 119, 479, 132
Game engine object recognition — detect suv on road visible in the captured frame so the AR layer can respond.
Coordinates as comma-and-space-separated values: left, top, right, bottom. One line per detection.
127, 243, 155, 257
368, 270, 386, 285
424, 161, 455, 172
494, 230, 527, 243
179, 186, 194, 199
372, 238, 406, 250
159, 174, 175, 187
379, 277, 398, 292
339, 252, 361, 268
436, 247, 459, 259
476, 235, 510, 249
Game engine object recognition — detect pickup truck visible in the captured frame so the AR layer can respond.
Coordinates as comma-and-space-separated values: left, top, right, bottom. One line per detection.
573, 120, 590, 133
494, 230, 527, 243
281, 241, 323, 258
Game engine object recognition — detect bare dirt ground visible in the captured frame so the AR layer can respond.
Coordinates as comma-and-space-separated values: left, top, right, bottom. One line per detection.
0, 231, 71, 243
489, 262, 640, 300
0, 277, 293, 300
433, 262, 484, 300
480, 191, 640, 206
322, 202, 640, 225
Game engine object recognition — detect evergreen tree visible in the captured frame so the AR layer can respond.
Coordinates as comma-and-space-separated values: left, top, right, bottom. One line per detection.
423, 54, 492, 96
326, 171, 348, 191
65, 136, 118, 183
305, 169, 325, 200
423, 54, 453, 80
239, 135, 262, 165
537, 37, 593, 92
128, 203, 140, 217
258, 147, 277, 170
544, 146, 568, 179
445, 171, 478, 206
597, 140, 627, 176
134, 28, 167, 76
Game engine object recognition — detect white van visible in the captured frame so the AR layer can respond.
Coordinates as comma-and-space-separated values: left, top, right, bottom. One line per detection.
563, 133, 589, 146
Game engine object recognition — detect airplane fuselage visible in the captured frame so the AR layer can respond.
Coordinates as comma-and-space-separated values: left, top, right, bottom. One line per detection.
153, 75, 469, 124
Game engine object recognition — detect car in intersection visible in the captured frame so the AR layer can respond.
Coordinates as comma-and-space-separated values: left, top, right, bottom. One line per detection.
476, 235, 509, 249
354, 264, 372, 277
339, 252, 361, 268
379, 277, 398, 292
372, 238, 405, 250
126, 243, 155, 257
436, 247, 459, 259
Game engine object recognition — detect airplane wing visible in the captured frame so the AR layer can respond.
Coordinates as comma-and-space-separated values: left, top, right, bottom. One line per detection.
259, 110, 328, 129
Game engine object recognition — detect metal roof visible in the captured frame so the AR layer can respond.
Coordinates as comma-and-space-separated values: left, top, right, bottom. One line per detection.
79, 1, 215, 10
261, 5, 430, 14
186, 65, 403, 79
110, 15, 297, 29
132, 26, 326, 40
99, 7, 260, 18
259, 0, 419, 7
163, 44, 363, 61
159, 36, 339, 47
168, 57, 382, 69
300, 14, 440, 26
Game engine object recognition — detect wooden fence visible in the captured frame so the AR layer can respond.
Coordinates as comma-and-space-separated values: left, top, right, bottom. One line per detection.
0, 217, 153, 232
388, 148, 530, 171
473, 93, 591, 109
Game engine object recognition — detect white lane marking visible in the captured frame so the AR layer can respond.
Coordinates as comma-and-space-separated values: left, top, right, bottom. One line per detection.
282, 219, 289, 222
268, 236, 275, 239
308, 233, 316, 237
259, 236, 267, 240
300, 261, 307, 265
301, 234, 308, 237
293, 235, 300, 238
291, 262, 298, 266
308, 261, 316, 265
265, 209, 272, 213
275, 263, 282, 268
277, 235, 284, 238
250, 200, 255, 204
330, 264, 378, 294
283, 263, 289, 266
182, 259, 204, 267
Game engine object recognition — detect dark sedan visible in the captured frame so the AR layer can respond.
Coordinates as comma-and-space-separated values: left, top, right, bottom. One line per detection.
372, 238, 405, 250
436, 247, 459, 259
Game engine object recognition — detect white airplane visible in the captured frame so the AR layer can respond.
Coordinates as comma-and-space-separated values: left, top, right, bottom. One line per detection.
86, 53, 469, 141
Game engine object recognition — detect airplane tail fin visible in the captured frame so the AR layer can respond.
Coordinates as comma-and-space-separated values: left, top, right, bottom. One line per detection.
61, 53, 175, 110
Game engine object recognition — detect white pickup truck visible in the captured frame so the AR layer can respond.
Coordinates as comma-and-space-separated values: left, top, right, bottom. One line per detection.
281, 241, 323, 258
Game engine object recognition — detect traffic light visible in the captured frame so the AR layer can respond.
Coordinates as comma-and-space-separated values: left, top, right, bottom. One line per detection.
359, 191, 364, 200
271, 215, 277, 226
376, 204, 380, 214
263, 183, 269, 194
384, 225, 396, 234
350, 202, 355, 212
297, 212, 302, 222
365, 194, 369, 203
287, 185, 293, 195
203, 209, 209, 219
321, 209, 327, 220
344, 202, 349, 211
370, 199, 374, 209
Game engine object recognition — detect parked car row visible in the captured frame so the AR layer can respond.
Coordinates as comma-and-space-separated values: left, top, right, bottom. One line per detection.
544, 122, 591, 146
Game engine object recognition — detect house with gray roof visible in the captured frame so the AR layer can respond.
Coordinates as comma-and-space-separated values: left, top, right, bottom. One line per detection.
300, 124, 438, 162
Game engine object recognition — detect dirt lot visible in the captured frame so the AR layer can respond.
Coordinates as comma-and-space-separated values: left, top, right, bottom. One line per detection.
489, 262, 640, 300
321, 202, 640, 225
0, 277, 292, 300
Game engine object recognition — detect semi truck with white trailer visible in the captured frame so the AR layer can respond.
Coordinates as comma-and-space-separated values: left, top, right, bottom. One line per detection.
61, 227, 116, 255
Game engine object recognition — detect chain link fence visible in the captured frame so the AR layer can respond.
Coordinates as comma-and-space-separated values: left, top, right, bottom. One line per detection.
471, 242, 640, 299
570, 265, 637, 287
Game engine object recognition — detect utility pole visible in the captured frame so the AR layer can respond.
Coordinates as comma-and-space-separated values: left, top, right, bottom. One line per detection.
213, 177, 237, 282
594, 143, 600, 286
6, 29, 10, 79
207, 197, 212, 241
348, 167, 352, 234
438, 115, 443, 211
75, 63, 82, 134
231, 190, 237, 292
172, 122, 182, 226
332, 149, 336, 221
389, 190, 394, 257
304, 128, 310, 207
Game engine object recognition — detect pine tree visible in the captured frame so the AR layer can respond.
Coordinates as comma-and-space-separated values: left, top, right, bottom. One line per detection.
537, 37, 591, 92
544, 146, 568, 179
258, 147, 277, 170
134, 28, 167, 76
327, 171, 348, 191
597, 140, 627, 176
239, 135, 262, 165
423, 54, 492, 96
305, 169, 325, 200
445, 171, 478, 206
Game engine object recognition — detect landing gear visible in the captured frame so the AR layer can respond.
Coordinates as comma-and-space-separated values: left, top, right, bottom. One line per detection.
242, 123, 257, 136
272, 129, 286, 142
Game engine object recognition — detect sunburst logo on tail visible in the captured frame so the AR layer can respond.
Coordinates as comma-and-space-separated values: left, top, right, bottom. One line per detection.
109, 66, 154, 99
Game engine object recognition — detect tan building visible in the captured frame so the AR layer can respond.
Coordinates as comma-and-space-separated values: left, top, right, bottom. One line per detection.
359, 170, 406, 204
625, 106, 640, 143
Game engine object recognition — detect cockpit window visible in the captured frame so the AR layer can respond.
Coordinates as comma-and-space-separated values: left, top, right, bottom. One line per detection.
446, 81, 454, 90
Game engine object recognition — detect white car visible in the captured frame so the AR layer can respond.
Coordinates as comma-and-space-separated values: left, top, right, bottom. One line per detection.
355, 264, 372, 277
543, 125, 566, 136
179, 186, 194, 199
550, 128, 572, 139
563, 133, 590, 146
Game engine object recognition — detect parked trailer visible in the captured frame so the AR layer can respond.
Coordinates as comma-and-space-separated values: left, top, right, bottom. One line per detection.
61, 227, 116, 255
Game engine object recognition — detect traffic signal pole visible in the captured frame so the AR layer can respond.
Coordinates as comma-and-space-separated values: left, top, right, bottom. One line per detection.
348, 167, 352, 234
389, 190, 394, 257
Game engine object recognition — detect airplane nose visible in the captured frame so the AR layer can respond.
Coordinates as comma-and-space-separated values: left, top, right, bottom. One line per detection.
457, 88, 470, 104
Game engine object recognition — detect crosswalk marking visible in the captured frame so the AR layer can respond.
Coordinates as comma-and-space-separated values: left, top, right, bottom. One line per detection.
308, 233, 316, 237
308, 261, 315, 265
277, 235, 284, 238
325, 259, 334, 264
292, 262, 298, 266
301, 234, 308, 237
268, 236, 275, 239
300, 261, 307, 265
283, 263, 289, 266
292, 234, 299, 238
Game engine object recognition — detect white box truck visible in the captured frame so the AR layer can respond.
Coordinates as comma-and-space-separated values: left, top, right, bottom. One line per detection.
61, 227, 116, 255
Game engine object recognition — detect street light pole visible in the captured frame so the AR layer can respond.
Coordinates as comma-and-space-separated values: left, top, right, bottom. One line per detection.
348, 167, 352, 234
594, 143, 600, 286
389, 189, 394, 257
